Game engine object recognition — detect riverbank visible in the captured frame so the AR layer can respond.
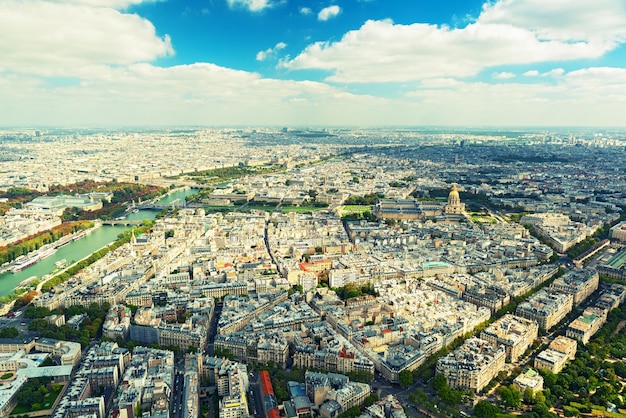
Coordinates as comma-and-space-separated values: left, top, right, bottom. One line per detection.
38, 221, 154, 293
0, 224, 100, 275
0, 188, 197, 299
36, 240, 112, 293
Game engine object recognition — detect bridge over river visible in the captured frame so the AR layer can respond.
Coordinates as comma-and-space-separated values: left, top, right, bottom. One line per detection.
134, 197, 187, 211
100, 219, 145, 226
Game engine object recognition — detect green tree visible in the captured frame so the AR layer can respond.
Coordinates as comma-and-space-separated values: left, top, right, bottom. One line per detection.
364, 393, 379, 407
523, 387, 535, 404
532, 401, 557, 418
0, 327, 19, 338
504, 385, 522, 408
540, 370, 557, 388
398, 370, 413, 387
432, 373, 447, 392
472, 400, 499, 418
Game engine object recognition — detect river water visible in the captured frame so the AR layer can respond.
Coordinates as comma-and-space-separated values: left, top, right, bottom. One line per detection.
0, 188, 198, 297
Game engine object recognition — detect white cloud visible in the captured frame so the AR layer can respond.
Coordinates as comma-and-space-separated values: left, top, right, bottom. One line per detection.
0, 0, 173, 77
2, 0, 626, 127
300, 7, 312, 15
318, 5, 341, 21
0, 63, 396, 126
2, 64, 626, 126
478, 0, 626, 46
283, 0, 626, 83
256, 42, 287, 61
402, 67, 626, 125
3, 60, 626, 127
226, 0, 276, 12
541, 68, 565, 78
493, 72, 515, 79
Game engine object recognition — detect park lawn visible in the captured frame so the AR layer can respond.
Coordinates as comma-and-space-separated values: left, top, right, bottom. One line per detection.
10, 385, 64, 415
281, 206, 321, 213
589, 407, 626, 417
470, 214, 497, 224
337, 205, 371, 216
245, 205, 277, 212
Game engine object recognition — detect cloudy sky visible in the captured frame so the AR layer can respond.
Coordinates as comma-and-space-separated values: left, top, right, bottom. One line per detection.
2, 0, 626, 127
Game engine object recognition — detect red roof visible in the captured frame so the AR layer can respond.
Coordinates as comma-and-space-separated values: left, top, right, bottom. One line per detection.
259, 370, 275, 397
339, 346, 355, 359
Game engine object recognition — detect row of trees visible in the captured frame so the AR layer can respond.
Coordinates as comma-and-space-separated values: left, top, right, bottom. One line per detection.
344, 193, 383, 206
2, 181, 165, 263
537, 303, 626, 415
0, 326, 19, 338
26, 302, 111, 347
474, 301, 626, 418
0, 220, 93, 264
41, 222, 153, 292
341, 211, 377, 222
186, 164, 284, 183
49, 180, 165, 204
333, 283, 378, 301
566, 236, 600, 259
0, 187, 42, 216
61, 183, 166, 222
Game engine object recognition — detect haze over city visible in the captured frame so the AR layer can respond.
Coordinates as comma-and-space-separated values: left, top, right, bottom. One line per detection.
2, 0, 626, 126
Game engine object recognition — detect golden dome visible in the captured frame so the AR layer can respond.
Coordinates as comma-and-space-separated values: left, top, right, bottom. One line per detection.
446, 184, 465, 215
449, 185, 459, 199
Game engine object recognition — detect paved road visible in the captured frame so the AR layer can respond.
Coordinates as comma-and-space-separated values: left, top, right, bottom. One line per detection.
171, 358, 185, 418
248, 373, 264, 418
206, 301, 223, 356
372, 376, 438, 417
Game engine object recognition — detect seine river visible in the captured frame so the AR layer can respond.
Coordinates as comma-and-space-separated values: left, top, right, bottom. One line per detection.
0, 188, 198, 297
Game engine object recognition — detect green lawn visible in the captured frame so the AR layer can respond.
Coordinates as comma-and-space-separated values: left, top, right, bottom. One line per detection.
470, 215, 497, 224
245, 205, 277, 211
281, 206, 321, 213
10, 385, 63, 415
338, 205, 371, 215
589, 406, 626, 417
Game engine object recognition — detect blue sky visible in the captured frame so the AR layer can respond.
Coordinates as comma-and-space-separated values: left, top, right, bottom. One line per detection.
1, 0, 626, 127
136, 0, 484, 80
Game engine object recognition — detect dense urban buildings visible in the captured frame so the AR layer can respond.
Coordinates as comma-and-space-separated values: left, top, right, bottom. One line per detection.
0, 127, 625, 417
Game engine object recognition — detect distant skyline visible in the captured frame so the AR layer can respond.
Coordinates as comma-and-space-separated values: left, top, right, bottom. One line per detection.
2, 0, 626, 127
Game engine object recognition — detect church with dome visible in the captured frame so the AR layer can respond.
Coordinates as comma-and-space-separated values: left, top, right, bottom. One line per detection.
445, 185, 465, 214
444, 185, 467, 221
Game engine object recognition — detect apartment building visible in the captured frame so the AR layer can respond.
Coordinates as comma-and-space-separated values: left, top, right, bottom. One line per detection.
534, 336, 577, 374
480, 314, 538, 362
516, 289, 573, 330
550, 269, 599, 306
566, 307, 607, 345
436, 337, 506, 392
